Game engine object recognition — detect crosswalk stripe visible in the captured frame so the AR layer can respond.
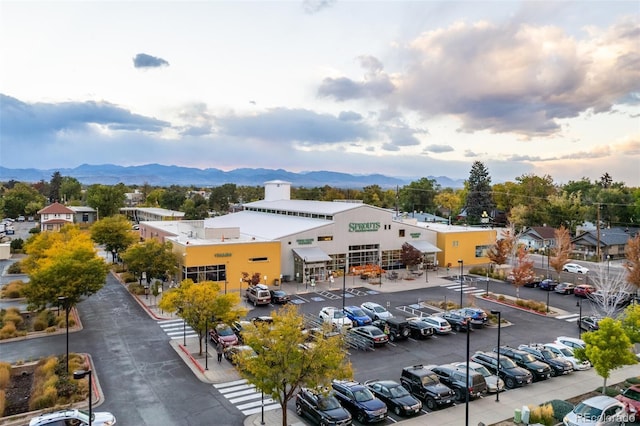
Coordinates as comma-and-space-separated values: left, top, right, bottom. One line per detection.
242, 404, 281, 416
556, 314, 579, 320
214, 379, 248, 389
213, 379, 281, 416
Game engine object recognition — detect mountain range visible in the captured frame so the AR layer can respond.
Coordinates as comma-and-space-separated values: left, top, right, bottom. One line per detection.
0, 164, 465, 189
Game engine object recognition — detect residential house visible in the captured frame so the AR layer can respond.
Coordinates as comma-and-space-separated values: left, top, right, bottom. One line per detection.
571, 227, 639, 260
37, 202, 75, 232
518, 226, 557, 253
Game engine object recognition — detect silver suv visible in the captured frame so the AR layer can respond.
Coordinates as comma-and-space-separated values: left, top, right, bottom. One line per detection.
29, 409, 116, 426
246, 284, 271, 306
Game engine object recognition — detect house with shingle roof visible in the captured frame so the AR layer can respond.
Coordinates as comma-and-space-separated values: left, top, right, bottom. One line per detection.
571, 226, 639, 260
517, 226, 558, 253
37, 202, 76, 232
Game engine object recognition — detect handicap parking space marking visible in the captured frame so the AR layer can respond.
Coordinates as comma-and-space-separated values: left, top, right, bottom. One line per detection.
289, 298, 306, 304
310, 296, 326, 302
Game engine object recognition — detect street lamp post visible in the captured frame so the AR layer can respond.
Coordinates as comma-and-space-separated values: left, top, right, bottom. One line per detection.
303, 257, 307, 290
607, 255, 611, 280
465, 321, 470, 426
545, 245, 550, 279
342, 266, 347, 311
205, 317, 209, 371
260, 390, 265, 425
546, 291, 550, 314
58, 296, 69, 375
73, 369, 92, 426
458, 259, 464, 307
490, 310, 502, 402
577, 298, 583, 338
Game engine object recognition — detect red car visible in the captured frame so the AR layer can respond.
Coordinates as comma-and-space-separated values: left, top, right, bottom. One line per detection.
209, 323, 239, 347
574, 284, 596, 297
616, 384, 640, 414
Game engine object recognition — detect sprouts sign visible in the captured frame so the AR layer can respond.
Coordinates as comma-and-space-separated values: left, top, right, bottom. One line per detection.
348, 222, 381, 232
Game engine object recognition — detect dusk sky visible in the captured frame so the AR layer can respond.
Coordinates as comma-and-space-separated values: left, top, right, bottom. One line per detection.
1, 1, 639, 185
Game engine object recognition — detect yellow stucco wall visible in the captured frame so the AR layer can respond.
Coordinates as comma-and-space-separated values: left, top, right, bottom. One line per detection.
436, 229, 497, 269
177, 241, 282, 292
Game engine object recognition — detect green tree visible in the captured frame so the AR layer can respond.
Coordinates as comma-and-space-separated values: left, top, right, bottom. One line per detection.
85, 184, 127, 217
143, 188, 164, 207
463, 161, 493, 225
620, 304, 640, 345
434, 189, 462, 220
158, 279, 246, 355
160, 185, 187, 211
362, 185, 385, 207
182, 194, 209, 219
544, 191, 588, 234
120, 239, 178, 286
59, 176, 82, 203
238, 304, 353, 426
399, 178, 440, 214
2, 182, 47, 219
209, 183, 238, 213
575, 318, 637, 393
22, 224, 109, 310
49, 171, 62, 203
90, 215, 137, 262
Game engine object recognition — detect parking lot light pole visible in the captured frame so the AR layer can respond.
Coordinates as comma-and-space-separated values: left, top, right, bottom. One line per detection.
577, 298, 583, 338
465, 321, 470, 426
58, 296, 69, 375
342, 266, 347, 311
546, 291, 550, 313
490, 310, 501, 402
458, 259, 464, 307
73, 369, 92, 426
205, 317, 209, 371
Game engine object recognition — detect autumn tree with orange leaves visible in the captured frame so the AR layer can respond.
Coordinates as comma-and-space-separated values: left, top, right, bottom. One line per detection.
624, 234, 640, 292
549, 226, 573, 281
511, 246, 536, 299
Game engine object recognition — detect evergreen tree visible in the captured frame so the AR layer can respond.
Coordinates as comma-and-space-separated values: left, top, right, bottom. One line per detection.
49, 171, 63, 203
464, 161, 494, 225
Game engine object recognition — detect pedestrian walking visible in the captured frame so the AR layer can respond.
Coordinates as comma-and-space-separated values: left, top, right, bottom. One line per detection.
216, 341, 224, 363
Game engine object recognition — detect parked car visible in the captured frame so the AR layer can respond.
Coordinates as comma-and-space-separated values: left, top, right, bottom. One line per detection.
29, 409, 116, 426
416, 315, 452, 335
470, 351, 533, 389
574, 284, 596, 298
429, 364, 488, 402
615, 384, 640, 414
493, 346, 552, 382
555, 282, 577, 295
399, 364, 455, 410
439, 311, 472, 332
343, 305, 373, 326
578, 316, 601, 332
589, 290, 634, 307
539, 279, 559, 291
555, 336, 586, 351
453, 307, 488, 327
364, 379, 422, 417
517, 344, 574, 377
360, 302, 393, 320
563, 395, 627, 426
209, 323, 239, 347
16, 215, 25, 222
406, 317, 435, 339
543, 343, 591, 371
295, 387, 353, 426
230, 320, 252, 343
223, 344, 257, 365
349, 325, 389, 347
319, 307, 353, 330
269, 289, 290, 304
331, 380, 388, 424
245, 284, 271, 306
371, 317, 411, 342
563, 263, 589, 274
452, 361, 505, 394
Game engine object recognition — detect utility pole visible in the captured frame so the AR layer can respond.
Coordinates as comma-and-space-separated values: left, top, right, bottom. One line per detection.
596, 203, 601, 261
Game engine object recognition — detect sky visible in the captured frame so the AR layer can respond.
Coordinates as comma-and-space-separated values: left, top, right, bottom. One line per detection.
1, 0, 639, 186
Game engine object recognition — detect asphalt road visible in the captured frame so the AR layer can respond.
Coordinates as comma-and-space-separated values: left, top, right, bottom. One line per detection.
1, 274, 243, 426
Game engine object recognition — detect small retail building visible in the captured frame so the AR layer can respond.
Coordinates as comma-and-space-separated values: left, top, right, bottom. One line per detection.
140, 181, 496, 292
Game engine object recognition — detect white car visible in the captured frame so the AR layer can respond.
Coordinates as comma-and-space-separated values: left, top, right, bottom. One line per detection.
555, 336, 586, 351
453, 361, 505, 394
29, 409, 116, 426
360, 302, 393, 320
563, 395, 627, 426
411, 315, 452, 334
562, 263, 589, 274
319, 307, 353, 330
543, 343, 591, 371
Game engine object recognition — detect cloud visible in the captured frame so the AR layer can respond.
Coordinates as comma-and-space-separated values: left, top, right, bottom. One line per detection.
424, 144, 454, 153
0, 94, 170, 142
302, 0, 336, 14
317, 18, 640, 138
133, 53, 169, 68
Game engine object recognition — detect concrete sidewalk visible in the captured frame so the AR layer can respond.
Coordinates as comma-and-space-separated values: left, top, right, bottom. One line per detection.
124, 270, 640, 426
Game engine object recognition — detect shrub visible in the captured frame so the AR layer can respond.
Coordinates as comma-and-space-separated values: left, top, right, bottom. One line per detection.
9, 239, 24, 252
528, 403, 555, 426
29, 385, 58, 410
546, 399, 574, 421
6, 261, 23, 274
2, 308, 24, 328
128, 282, 145, 295
121, 272, 137, 283
0, 389, 5, 417
626, 376, 640, 385
37, 310, 56, 327
45, 326, 57, 333
0, 322, 17, 340
0, 362, 11, 388
33, 318, 47, 332
2, 280, 24, 298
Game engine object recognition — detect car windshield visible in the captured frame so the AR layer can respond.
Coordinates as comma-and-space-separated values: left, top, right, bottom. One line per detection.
623, 388, 640, 401
217, 326, 234, 336
369, 328, 384, 336
333, 311, 346, 319
273, 291, 285, 296
350, 308, 366, 317
77, 410, 91, 422
318, 395, 342, 410
353, 388, 374, 402
573, 402, 603, 418
540, 349, 556, 359
559, 347, 574, 357
373, 306, 386, 313
499, 357, 517, 368
521, 353, 537, 362
473, 365, 492, 377
389, 385, 410, 398
420, 373, 439, 386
